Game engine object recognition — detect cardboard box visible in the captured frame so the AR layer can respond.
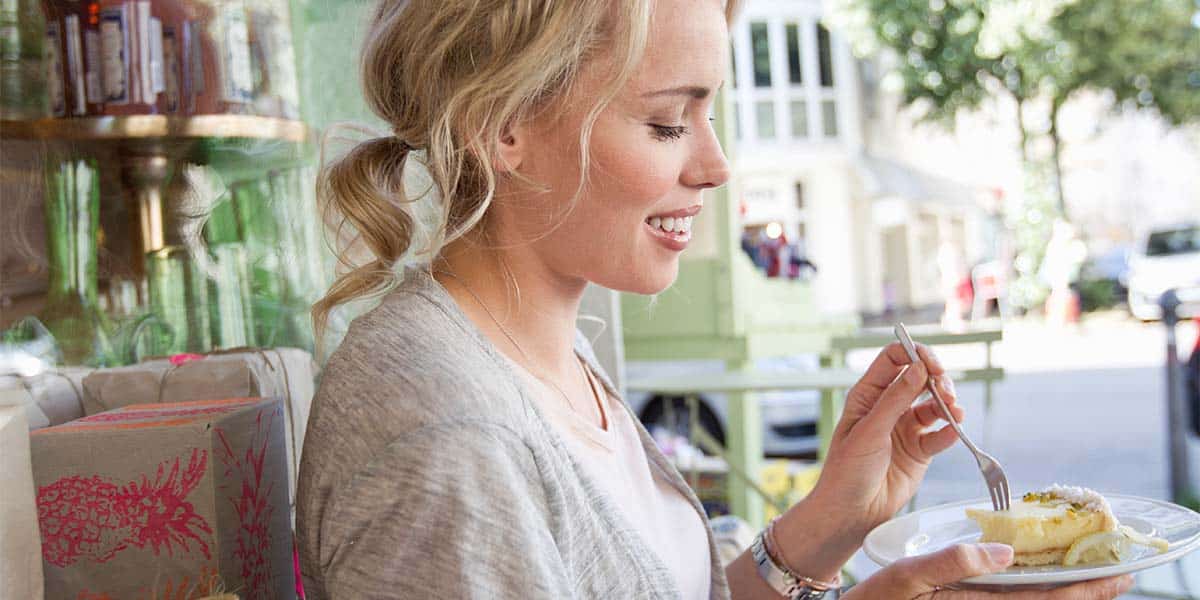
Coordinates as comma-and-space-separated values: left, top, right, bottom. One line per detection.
1, 402, 44, 600
81, 348, 315, 518
31, 397, 294, 600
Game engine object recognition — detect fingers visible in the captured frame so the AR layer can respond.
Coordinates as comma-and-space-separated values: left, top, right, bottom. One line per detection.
919, 423, 961, 456
893, 543, 1014, 591
852, 358, 929, 440
912, 377, 962, 428
859, 342, 945, 391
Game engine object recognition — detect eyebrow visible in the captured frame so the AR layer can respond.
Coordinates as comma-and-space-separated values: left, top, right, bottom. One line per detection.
642, 82, 724, 99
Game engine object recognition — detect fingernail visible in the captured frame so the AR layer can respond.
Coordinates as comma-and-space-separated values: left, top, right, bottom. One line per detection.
982, 544, 1013, 567
943, 377, 957, 397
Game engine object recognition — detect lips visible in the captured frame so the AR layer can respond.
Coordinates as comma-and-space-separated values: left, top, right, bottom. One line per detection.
643, 204, 701, 252
647, 204, 703, 220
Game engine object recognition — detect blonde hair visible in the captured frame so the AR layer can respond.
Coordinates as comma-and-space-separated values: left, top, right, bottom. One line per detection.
313, 0, 740, 343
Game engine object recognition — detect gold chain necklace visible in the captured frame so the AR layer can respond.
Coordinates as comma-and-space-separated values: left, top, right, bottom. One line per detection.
433, 269, 598, 421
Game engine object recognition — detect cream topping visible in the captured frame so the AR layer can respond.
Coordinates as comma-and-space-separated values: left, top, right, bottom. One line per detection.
1039, 484, 1113, 515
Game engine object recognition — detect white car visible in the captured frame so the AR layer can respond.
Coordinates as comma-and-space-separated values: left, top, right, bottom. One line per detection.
1127, 224, 1200, 321
625, 354, 823, 458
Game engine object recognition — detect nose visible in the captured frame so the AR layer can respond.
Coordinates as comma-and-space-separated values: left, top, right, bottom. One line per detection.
681, 121, 731, 190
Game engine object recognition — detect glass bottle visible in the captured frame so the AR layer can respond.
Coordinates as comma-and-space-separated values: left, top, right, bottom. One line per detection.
231, 175, 279, 346
203, 195, 254, 349
246, 0, 297, 118
39, 154, 115, 366
144, 244, 209, 355
187, 0, 251, 115
266, 167, 314, 349
1, 0, 48, 119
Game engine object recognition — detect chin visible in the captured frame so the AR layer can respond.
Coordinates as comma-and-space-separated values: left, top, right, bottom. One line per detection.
591, 259, 679, 295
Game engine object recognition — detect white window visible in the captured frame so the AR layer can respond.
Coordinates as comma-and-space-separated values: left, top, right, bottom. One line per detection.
732, 13, 843, 144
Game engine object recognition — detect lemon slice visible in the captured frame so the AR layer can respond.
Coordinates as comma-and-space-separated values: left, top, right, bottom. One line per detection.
1118, 525, 1170, 553
1063, 526, 1170, 566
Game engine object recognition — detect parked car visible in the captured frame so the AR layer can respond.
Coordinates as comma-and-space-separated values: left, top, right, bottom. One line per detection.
626, 354, 823, 458
1127, 224, 1200, 321
1077, 244, 1132, 311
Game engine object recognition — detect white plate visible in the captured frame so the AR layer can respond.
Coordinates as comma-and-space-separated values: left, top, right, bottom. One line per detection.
863, 495, 1200, 589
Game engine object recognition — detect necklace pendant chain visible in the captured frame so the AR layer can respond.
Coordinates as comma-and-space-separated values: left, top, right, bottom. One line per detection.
433, 269, 599, 419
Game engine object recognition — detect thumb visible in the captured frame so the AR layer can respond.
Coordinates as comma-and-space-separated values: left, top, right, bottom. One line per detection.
894, 543, 1014, 590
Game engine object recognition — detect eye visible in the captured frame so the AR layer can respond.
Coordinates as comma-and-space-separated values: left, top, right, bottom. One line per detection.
649, 124, 690, 141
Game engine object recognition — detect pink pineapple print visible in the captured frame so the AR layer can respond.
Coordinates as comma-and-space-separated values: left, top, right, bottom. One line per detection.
38, 449, 213, 568
216, 409, 278, 600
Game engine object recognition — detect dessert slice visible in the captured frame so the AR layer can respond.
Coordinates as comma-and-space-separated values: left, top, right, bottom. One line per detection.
966, 485, 1119, 566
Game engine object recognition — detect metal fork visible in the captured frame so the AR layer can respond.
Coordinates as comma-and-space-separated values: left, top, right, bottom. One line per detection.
894, 323, 1012, 511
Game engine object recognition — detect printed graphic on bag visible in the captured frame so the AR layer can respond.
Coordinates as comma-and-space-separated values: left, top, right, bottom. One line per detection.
37, 448, 213, 568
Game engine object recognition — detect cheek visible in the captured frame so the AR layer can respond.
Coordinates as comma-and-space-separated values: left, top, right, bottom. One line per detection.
587, 134, 678, 216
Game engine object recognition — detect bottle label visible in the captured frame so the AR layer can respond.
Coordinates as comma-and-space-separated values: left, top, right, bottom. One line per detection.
149, 17, 163, 95
85, 30, 101, 104
133, 1, 151, 104
46, 22, 66, 116
221, 6, 252, 103
100, 7, 128, 104
64, 15, 86, 115
162, 27, 179, 112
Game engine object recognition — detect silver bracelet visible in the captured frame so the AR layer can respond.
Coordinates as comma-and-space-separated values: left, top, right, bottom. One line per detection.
750, 522, 841, 600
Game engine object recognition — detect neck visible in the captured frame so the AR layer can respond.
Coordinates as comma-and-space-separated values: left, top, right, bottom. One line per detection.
433, 234, 588, 383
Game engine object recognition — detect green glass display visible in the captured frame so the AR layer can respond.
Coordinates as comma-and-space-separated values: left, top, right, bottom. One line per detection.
144, 246, 211, 356
232, 169, 314, 350
39, 156, 115, 366
206, 241, 254, 349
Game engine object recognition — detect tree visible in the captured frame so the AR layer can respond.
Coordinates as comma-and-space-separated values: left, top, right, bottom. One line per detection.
829, 0, 1200, 219
829, 0, 1200, 309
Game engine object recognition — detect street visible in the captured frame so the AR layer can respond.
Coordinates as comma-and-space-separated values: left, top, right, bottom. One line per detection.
843, 313, 1200, 598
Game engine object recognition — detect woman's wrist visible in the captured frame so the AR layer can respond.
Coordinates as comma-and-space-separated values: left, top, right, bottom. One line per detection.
771, 491, 867, 581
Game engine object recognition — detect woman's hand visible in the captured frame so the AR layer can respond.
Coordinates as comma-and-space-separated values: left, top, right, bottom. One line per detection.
808, 342, 965, 542
841, 543, 1134, 600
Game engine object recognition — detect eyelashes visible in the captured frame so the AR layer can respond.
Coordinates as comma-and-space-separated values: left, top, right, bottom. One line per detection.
650, 124, 689, 141
649, 117, 717, 142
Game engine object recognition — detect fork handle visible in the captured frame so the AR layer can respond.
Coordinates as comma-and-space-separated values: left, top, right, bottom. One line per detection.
894, 324, 982, 457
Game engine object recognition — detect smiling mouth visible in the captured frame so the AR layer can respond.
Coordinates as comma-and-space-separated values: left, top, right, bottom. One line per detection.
645, 215, 693, 235
644, 204, 702, 235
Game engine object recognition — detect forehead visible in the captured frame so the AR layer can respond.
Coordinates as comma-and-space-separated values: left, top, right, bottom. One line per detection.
627, 0, 729, 95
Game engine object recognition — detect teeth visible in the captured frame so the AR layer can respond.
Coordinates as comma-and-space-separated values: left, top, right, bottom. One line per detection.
647, 215, 694, 235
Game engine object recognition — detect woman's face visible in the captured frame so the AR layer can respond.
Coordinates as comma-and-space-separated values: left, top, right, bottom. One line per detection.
493, 0, 731, 295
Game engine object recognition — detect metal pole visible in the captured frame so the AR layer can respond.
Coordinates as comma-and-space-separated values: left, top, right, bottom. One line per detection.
1161, 289, 1194, 506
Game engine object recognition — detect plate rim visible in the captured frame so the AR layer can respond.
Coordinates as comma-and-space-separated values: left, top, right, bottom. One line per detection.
862, 493, 1200, 585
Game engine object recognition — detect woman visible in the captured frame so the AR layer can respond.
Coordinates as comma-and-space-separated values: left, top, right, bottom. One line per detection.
296, 1, 1133, 598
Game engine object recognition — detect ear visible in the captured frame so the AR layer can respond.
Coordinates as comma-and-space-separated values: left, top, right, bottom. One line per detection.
493, 120, 528, 174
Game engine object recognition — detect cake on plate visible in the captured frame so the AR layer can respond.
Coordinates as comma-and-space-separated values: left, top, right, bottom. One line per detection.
965, 484, 1167, 566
